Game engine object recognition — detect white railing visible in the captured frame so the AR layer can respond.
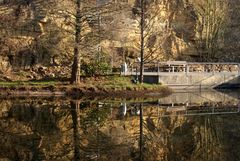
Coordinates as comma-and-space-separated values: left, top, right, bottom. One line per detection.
121, 61, 240, 76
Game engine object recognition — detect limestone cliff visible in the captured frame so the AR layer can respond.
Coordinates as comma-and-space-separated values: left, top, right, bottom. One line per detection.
0, 0, 239, 79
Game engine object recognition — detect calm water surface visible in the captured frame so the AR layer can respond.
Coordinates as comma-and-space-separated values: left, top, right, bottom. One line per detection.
0, 90, 240, 161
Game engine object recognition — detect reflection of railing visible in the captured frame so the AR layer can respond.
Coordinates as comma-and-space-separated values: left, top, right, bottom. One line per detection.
159, 108, 240, 117
163, 101, 239, 115
147, 105, 240, 117
122, 61, 240, 75
112, 101, 240, 119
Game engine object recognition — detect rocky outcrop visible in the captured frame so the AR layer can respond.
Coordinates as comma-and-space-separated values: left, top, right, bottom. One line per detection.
0, 0, 240, 79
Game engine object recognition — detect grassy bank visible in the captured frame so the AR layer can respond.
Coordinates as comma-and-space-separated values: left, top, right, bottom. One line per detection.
0, 76, 171, 98
81, 76, 166, 91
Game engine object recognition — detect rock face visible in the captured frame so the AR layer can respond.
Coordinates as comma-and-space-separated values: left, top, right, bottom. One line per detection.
103, 0, 236, 62
0, 0, 240, 79
222, 0, 240, 61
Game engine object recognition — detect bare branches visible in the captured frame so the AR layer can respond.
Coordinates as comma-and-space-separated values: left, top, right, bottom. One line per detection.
193, 0, 229, 61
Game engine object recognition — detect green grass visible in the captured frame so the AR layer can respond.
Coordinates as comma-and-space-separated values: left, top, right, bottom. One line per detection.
0, 75, 166, 92
0, 80, 60, 87
92, 76, 164, 91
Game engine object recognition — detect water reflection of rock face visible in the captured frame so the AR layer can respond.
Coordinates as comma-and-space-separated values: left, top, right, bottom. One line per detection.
0, 100, 59, 161
0, 92, 239, 161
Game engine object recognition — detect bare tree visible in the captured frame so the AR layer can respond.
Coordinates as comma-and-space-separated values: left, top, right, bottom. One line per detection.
53, 0, 120, 84
70, 0, 82, 84
139, 0, 145, 84
132, 0, 164, 83
193, 0, 229, 61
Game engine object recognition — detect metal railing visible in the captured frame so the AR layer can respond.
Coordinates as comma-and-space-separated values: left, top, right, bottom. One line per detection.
121, 61, 240, 76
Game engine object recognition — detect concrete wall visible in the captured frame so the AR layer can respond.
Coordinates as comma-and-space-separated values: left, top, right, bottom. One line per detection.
160, 72, 240, 89
143, 72, 240, 89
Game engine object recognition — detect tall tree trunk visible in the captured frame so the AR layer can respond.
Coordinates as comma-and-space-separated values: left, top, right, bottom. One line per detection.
140, 0, 145, 84
71, 0, 81, 84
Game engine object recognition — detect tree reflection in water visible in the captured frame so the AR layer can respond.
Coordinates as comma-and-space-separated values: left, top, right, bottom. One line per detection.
0, 96, 240, 161
70, 101, 81, 161
139, 103, 144, 161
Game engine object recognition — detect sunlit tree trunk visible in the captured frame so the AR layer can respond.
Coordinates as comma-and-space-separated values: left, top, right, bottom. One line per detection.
139, 0, 145, 84
71, 0, 81, 84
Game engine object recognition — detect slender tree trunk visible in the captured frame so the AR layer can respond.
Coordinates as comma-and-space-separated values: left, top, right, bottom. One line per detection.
71, 0, 81, 84
140, 0, 145, 84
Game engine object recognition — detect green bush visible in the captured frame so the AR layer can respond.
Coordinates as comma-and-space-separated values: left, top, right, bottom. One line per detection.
97, 61, 111, 75
81, 58, 111, 76
81, 61, 95, 76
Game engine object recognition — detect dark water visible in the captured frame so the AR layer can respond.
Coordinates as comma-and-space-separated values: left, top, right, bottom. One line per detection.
0, 90, 240, 161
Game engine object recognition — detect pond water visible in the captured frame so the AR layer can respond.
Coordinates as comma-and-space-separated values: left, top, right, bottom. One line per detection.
0, 90, 240, 161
